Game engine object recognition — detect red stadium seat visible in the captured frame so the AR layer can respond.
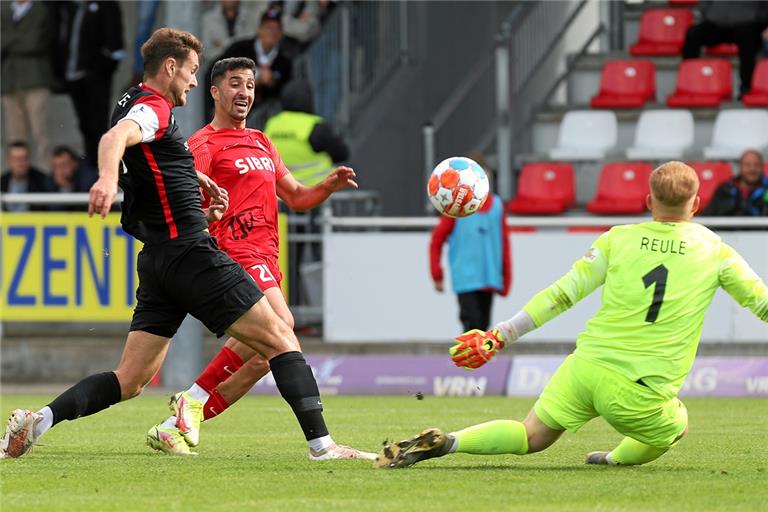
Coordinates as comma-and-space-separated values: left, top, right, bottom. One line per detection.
668, 0, 697, 6
688, 161, 733, 208
741, 59, 768, 106
591, 60, 656, 108
667, 59, 732, 107
508, 163, 575, 215
587, 162, 654, 215
705, 43, 738, 56
630, 9, 693, 56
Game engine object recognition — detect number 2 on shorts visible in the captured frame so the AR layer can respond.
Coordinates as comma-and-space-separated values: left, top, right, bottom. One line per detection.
251, 264, 275, 283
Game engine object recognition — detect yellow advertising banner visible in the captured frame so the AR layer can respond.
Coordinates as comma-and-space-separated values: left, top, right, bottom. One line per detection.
1, 212, 288, 321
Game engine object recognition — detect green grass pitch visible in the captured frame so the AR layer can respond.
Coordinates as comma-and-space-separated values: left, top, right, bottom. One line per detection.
1, 394, 766, 511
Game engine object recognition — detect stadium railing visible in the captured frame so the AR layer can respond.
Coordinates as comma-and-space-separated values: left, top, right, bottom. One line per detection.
421, 1, 606, 207
293, 2, 408, 133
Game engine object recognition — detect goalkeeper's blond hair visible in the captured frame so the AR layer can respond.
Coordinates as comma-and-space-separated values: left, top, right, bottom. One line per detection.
649, 161, 699, 208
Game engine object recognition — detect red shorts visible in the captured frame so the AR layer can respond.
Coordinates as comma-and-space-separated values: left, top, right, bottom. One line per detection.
235, 255, 282, 292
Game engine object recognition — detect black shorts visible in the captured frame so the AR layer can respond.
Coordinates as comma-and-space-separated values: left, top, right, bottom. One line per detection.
130, 231, 263, 338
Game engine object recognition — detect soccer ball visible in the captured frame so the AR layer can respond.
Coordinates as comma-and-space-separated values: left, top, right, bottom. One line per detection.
427, 156, 489, 218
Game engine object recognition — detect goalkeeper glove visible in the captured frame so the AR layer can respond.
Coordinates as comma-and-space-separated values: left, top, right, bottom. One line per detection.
449, 328, 505, 370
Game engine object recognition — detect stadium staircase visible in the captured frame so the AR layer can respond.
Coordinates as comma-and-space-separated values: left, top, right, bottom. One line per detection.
529, 0, 766, 210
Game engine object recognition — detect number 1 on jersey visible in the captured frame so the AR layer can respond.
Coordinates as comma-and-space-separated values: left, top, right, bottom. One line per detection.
642, 264, 668, 323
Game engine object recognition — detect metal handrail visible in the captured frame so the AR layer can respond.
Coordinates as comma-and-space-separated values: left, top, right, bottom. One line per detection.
496, 0, 602, 199
512, 21, 605, 152
325, 215, 768, 229
422, 1, 601, 205
1, 193, 118, 205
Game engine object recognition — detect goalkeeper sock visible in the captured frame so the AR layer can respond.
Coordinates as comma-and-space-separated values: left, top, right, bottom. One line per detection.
608, 437, 669, 466
452, 420, 529, 455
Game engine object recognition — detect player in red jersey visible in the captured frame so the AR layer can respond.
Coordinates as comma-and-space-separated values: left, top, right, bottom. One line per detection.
146, 57, 367, 460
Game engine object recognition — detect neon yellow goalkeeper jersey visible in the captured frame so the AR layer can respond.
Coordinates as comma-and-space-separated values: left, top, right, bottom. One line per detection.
523, 221, 768, 398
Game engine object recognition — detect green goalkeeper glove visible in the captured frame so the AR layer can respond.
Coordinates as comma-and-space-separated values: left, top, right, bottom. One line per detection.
449, 328, 505, 370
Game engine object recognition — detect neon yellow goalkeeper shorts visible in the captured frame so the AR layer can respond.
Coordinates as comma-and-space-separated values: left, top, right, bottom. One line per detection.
533, 354, 688, 448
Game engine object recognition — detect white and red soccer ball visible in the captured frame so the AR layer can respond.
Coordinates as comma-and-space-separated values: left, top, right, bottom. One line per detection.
427, 156, 489, 218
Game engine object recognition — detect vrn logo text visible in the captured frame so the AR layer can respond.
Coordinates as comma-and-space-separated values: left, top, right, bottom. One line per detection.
433, 376, 487, 396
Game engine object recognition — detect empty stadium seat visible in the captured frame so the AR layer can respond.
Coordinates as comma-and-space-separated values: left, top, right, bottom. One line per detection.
667, 59, 733, 107
508, 163, 575, 214
587, 162, 654, 214
741, 59, 768, 107
549, 111, 617, 161
626, 110, 694, 160
591, 60, 656, 109
630, 9, 693, 56
688, 161, 733, 208
703, 109, 768, 159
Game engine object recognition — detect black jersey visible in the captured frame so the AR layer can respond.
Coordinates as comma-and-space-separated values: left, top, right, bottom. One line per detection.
111, 83, 208, 245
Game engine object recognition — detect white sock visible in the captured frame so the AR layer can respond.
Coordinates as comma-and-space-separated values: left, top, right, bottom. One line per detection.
34, 407, 54, 439
446, 434, 458, 453
186, 383, 210, 403
308, 435, 334, 452
162, 416, 178, 429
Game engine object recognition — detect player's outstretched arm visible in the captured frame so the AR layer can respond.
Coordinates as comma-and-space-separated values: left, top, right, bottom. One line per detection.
450, 310, 536, 369
451, 233, 612, 370
718, 243, 768, 322
276, 166, 358, 212
89, 120, 143, 218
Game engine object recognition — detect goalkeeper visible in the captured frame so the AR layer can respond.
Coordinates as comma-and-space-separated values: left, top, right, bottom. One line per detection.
376, 161, 768, 469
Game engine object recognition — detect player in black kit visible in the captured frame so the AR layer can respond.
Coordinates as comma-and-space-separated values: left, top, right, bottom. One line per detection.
0, 28, 374, 461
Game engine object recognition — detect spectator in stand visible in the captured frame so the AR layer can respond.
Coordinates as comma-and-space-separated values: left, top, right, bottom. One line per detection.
1, 141, 50, 212
202, 1, 264, 63
429, 157, 512, 331
703, 149, 768, 216
264, 79, 348, 186
50, 1, 126, 167
1, 0, 54, 168
764, 26, 768, 56
272, 0, 322, 58
682, 1, 768, 98
48, 146, 98, 211
214, 7, 293, 128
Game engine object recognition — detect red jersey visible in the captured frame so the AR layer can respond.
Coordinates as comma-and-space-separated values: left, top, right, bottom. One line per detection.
188, 124, 289, 261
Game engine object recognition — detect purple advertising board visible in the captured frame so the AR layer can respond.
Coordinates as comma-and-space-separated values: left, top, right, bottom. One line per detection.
504, 356, 768, 397
248, 355, 768, 397
250, 355, 512, 397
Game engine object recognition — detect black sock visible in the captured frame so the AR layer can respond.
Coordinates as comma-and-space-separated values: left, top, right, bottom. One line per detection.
269, 351, 329, 441
47, 371, 122, 426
